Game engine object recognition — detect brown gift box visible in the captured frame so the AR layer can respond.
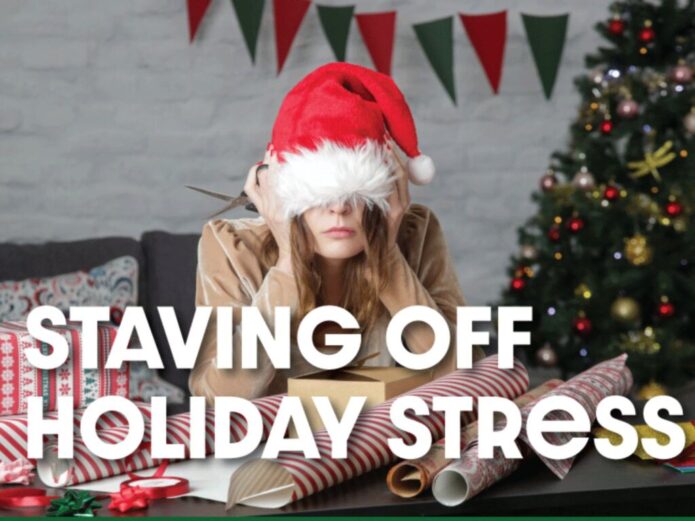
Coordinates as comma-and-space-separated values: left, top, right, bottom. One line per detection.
287, 356, 434, 435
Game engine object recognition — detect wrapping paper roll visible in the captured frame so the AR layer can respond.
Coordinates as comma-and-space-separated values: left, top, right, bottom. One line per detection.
0, 321, 130, 416
0, 402, 152, 465
431, 353, 634, 507
226, 354, 529, 509
517, 353, 633, 479
386, 379, 563, 498
37, 394, 283, 487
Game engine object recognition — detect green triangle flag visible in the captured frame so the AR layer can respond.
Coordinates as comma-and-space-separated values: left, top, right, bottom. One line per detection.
413, 16, 456, 104
231, 0, 266, 63
317, 4, 355, 62
521, 13, 569, 99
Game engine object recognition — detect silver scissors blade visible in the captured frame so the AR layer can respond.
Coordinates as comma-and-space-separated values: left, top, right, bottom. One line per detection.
185, 185, 236, 202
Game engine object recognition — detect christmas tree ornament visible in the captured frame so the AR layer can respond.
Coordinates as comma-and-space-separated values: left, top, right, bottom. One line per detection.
684, 110, 695, 134
535, 343, 558, 367
540, 170, 558, 191
607, 16, 625, 36
567, 216, 585, 233
627, 140, 677, 182
611, 296, 640, 323
657, 296, 675, 318
636, 379, 667, 400
672, 217, 688, 232
572, 314, 592, 336
588, 66, 604, 84
624, 234, 653, 266
600, 119, 614, 134
638, 21, 655, 43
603, 185, 620, 201
548, 226, 561, 242
520, 244, 538, 260
572, 169, 596, 191
665, 199, 683, 216
574, 283, 592, 299
510, 277, 526, 292
670, 63, 693, 84
617, 98, 639, 118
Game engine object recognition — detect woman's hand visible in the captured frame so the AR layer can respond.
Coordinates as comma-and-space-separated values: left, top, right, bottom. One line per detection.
383, 139, 411, 255
244, 146, 293, 274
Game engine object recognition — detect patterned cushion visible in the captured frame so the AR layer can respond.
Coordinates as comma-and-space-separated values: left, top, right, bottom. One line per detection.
0, 256, 138, 323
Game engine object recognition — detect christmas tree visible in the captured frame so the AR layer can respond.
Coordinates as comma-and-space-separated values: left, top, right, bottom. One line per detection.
498, 0, 695, 393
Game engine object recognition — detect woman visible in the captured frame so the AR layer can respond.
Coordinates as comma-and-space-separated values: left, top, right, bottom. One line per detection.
189, 62, 485, 403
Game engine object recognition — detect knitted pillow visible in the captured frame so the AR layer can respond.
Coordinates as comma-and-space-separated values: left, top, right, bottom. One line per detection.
0, 255, 138, 323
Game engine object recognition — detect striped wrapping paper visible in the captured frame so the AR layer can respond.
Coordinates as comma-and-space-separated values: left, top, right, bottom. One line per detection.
226, 354, 529, 509
516, 353, 633, 479
37, 394, 284, 487
0, 321, 129, 416
0, 402, 152, 465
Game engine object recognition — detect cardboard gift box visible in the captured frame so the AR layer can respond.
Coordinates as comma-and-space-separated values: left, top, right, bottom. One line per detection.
287, 358, 434, 434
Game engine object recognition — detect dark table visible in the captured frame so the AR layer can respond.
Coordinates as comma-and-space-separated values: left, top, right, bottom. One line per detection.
8, 381, 695, 517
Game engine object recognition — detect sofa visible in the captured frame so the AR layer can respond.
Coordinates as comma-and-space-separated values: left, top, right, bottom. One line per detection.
0, 231, 200, 392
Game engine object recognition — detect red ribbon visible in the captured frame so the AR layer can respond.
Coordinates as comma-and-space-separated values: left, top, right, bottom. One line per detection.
120, 461, 190, 500
0, 488, 58, 508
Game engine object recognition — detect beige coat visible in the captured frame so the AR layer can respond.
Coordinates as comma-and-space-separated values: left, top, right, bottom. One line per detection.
189, 202, 485, 404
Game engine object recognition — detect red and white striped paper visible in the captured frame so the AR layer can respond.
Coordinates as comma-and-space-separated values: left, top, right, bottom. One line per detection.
0, 321, 129, 416
0, 402, 152, 465
516, 353, 633, 479
227, 354, 529, 509
37, 394, 284, 487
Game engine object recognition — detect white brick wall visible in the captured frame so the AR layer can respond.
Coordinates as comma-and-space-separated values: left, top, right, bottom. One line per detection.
0, 0, 613, 304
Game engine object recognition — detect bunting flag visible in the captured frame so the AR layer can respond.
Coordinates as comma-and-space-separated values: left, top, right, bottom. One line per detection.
317, 4, 355, 62
187, 0, 213, 43
413, 16, 456, 104
355, 11, 396, 76
273, 0, 312, 74
459, 11, 507, 94
521, 12, 569, 99
231, 0, 266, 63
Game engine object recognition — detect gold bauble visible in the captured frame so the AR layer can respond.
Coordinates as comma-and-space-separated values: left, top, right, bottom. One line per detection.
636, 380, 667, 400
621, 328, 661, 354
611, 297, 640, 323
575, 283, 592, 299
624, 234, 653, 266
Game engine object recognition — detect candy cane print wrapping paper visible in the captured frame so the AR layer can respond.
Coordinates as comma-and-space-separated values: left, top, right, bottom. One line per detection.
37, 394, 285, 487
386, 379, 563, 498
431, 354, 634, 506
516, 353, 633, 479
226, 354, 529, 509
0, 402, 153, 465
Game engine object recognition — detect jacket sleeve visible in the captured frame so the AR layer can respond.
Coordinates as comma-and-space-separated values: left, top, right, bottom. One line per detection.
378, 208, 486, 377
188, 220, 300, 404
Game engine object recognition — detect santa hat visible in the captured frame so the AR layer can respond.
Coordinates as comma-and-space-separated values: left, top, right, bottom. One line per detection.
268, 62, 435, 219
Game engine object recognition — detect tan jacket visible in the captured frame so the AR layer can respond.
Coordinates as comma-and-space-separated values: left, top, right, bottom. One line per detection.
189, 202, 485, 404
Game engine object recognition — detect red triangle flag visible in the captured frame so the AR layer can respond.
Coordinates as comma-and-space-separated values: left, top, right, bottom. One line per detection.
459, 11, 507, 94
273, 0, 312, 75
187, 0, 212, 43
355, 11, 396, 76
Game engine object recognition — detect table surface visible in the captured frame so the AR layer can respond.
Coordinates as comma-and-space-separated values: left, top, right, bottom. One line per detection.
9, 380, 695, 517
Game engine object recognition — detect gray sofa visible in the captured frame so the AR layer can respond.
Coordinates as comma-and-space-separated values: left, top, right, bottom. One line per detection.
0, 231, 200, 392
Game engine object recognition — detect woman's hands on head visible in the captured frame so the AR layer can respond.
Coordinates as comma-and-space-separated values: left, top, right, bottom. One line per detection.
383, 138, 411, 255
244, 146, 294, 274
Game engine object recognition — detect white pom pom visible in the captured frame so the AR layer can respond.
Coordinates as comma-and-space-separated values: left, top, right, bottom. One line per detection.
407, 154, 435, 185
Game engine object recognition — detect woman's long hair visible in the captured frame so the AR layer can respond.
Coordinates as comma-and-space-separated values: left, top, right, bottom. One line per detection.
259, 201, 393, 337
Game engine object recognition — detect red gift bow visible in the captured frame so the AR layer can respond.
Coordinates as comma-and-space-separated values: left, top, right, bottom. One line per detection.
108, 486, 150, 513
0, 488, 58, 508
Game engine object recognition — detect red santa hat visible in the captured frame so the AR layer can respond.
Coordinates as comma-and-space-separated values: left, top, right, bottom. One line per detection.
267, 62, 435, 219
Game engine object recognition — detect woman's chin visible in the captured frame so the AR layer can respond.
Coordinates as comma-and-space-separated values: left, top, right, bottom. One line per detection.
315, 240, 365, 260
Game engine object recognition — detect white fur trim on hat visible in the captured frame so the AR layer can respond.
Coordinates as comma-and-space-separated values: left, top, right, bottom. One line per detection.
271, 139, 399, 220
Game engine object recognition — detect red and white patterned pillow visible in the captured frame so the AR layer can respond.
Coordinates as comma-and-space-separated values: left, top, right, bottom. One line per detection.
0, 256, 138, 323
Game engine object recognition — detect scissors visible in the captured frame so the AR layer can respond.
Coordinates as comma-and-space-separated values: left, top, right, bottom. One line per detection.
186, 165, 265, 218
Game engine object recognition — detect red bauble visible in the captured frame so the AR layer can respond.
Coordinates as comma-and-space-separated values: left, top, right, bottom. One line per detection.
548, 226, 561, 242
639, 27, 655, 42
665, 201, 683, 217
604, 185, 620, 201
510, 277, 526, 291
658, 301, 675, 318
608, 18, 625, 36
600, 120, 613, 134
573, 316, 592, 335
567, 217, 585, 233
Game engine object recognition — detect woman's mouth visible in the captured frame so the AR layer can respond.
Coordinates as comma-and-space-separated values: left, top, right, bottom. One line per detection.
323, 226, 356, 238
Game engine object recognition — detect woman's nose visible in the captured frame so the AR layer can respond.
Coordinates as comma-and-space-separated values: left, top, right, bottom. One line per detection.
328, 200, 352, 215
